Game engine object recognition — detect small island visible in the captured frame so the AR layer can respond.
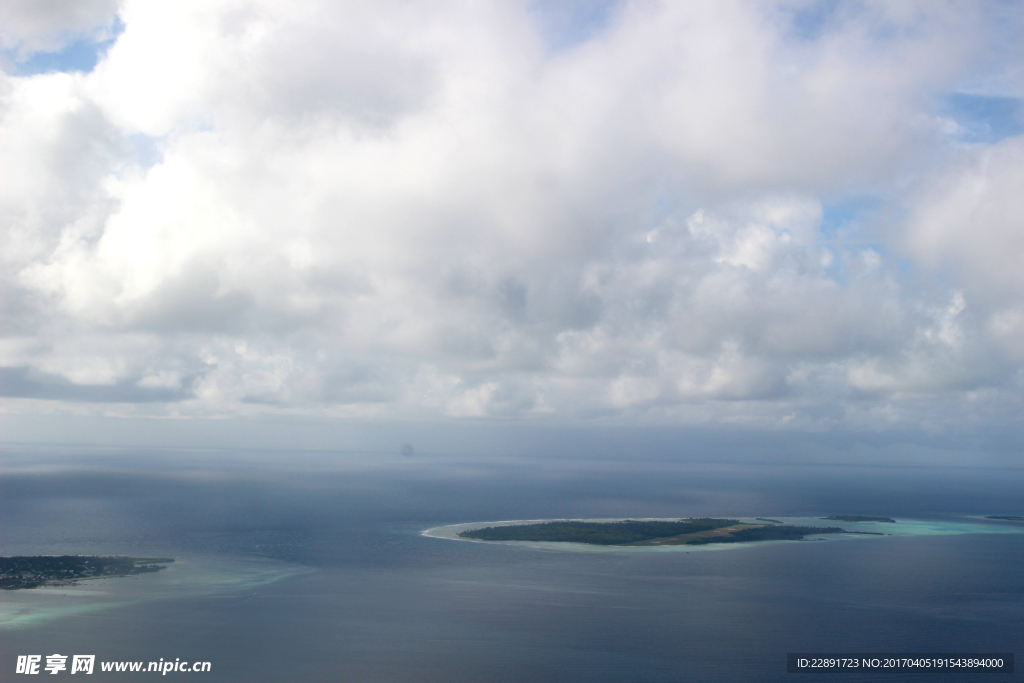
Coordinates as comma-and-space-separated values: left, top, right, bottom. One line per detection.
822, 516, 896, 523
1, 556, 174, 590
986, 515, 1024, 521
459, 519, 845, 546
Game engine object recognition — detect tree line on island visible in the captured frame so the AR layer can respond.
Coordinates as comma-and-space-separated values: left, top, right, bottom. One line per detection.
1, 556, 174, 590
458, 519, 847, 546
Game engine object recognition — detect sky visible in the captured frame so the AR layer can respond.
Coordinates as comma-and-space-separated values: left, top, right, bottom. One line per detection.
1, 1, 1023, 460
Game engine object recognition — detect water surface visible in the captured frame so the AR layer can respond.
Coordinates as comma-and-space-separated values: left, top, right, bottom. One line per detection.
2, 447, 1022, 682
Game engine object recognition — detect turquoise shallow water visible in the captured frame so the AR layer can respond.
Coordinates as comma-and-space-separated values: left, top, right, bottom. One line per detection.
423, 516, 1024, 553
0, 555, 309, 629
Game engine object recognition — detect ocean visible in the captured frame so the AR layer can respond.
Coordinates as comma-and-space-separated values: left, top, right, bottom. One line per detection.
2, 445, 1022, 682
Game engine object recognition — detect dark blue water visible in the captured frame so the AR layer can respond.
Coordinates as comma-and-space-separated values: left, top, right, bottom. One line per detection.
2, 447, 1022, 682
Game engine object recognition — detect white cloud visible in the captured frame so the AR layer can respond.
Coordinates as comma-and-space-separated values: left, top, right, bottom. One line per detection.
907, 136, 1024, 300
1, 0, 1023, 436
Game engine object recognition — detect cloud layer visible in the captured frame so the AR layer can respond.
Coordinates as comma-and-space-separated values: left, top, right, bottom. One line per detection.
2, 0, 1023, 434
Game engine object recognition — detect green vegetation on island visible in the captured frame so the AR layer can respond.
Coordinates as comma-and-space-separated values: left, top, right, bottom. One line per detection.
986, 515, 1024, 521
459, 519, 845, 546
460, 519, 739, 545
822, 515, 896, 523
1, 556, 174, 590
756, 518, 783, 524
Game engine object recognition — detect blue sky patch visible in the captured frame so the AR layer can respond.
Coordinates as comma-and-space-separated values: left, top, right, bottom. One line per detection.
942, 92, 1024, 144
819, 196, 882, 237
8, 17, 124, 77
530, 0, 620, 54
785, 0, 842, 42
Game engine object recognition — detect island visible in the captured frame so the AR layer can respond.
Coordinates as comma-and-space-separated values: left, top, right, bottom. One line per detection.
1, 556, 174, 590
458, 519, 845, 546
822, 515, 896, 523
986, 515, 1024, 521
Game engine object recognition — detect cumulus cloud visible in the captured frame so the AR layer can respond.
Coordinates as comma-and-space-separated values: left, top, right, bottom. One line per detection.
904, 136, 1024, 367
1, 0, 1022, 434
